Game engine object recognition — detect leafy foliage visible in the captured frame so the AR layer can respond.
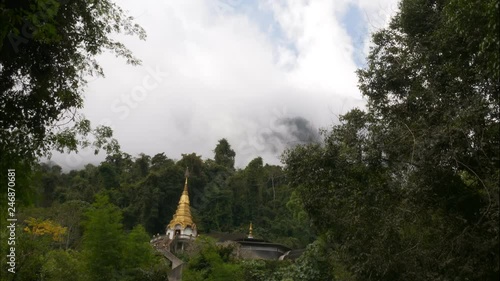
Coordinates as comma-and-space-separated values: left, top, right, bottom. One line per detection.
0, 0, 145, 164
0, 0, 145, 222
183, 237, 244, 281
41, 250, 85, 281
214, 138, 236, 170
82, 194, 127, 281
23, 217, 67, 242
81, 194, 165, 281
284, 0, 499, 280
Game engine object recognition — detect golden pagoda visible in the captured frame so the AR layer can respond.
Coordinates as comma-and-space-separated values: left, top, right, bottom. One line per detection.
165, 168, 197, 240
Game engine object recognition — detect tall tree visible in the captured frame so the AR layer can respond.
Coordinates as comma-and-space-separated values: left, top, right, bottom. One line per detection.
214, 138, 236, 170
0, 0, 144, 216
245, 157, 265, 220
41, 250, 86, 281
132, 153, 151, 179
284, 0, 499, 280
82, 194, 126, 281
177, 153, 207, 209
151, 152, 175, 172
122, 225, 158, 274
183, 237, 243, 281
0, 0, 145, 164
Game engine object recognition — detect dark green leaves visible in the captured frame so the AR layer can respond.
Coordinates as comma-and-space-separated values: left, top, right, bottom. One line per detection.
284, 0, 499, 279
0, 0, 144, 165
214, 138, 236, 170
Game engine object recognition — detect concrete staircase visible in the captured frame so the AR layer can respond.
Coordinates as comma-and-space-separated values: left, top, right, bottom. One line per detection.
151, 235, 185, 281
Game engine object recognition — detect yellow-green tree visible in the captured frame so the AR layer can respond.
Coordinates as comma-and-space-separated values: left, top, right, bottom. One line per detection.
24, 217, 67, 242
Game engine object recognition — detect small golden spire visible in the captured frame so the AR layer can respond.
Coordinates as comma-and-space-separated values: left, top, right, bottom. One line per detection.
248, 222, 253, 239
183, 167, 189, 192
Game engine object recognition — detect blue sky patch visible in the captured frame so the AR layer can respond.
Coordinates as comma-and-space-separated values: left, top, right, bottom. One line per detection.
341, 3, 368, 67
231, 0, 298, 64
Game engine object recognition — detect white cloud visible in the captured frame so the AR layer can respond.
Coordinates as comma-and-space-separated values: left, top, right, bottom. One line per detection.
49, 0, 400, 170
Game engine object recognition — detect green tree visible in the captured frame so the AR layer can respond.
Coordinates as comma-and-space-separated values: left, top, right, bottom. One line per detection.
183, 237, 243, 281
1, 227, 52, 281
41, 250, 86, 281
104, 152, 135, 184
63, 164, 100, 202
53, 200, 89, 249
227, 170, 250, 227
289, 239, 345, 281
443, 0, 499, 81
199, 177, 233, 232
82, 194, 126, 281
177, 153, 205, 177
357, 0, 499, 278
98, 162, 120, 189
119, 162, 185, 233
0, 3, 143, 272
176, 153, 207, 210
36, 163, 63, 207
121, 224, 167, 281
245, 157, 265, 220
123, 225, 156, 268
133, 153, 151, 178
151, 152, 175, 172
284, 0, 499, 279
0, 0, 145, 165
214, 138, 236, 170
240, 259, 295, 281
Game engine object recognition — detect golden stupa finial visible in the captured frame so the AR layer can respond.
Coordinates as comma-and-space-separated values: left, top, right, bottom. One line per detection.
184, 167, 189, 191
248, 222, 253, 239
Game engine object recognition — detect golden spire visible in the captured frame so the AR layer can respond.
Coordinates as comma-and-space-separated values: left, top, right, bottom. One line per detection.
168, 168, 196, 229
248, 222, 253, 239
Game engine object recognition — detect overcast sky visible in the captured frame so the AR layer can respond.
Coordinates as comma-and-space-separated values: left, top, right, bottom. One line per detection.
51, 0, 399, 170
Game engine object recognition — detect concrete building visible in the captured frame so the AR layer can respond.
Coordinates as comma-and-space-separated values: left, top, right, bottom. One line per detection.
208, 224, 295, 260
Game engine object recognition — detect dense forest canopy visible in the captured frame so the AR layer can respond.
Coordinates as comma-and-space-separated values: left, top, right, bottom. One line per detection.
1, 0, 499, 280
24, 140, 313, 247
1, 139, 314, 280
